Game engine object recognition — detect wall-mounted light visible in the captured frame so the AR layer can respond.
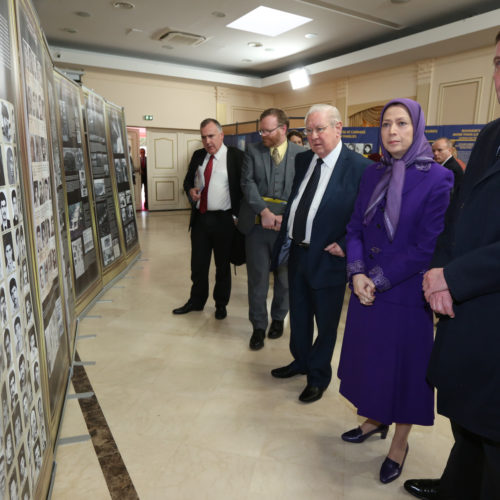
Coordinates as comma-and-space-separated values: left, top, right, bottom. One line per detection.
289, 68, 310, 90
143, 115, 153, 121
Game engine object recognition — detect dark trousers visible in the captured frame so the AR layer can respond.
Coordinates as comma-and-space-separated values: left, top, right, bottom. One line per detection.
288, 244, 346, 389
439, 421, 500, 500
189, 210, 233, 308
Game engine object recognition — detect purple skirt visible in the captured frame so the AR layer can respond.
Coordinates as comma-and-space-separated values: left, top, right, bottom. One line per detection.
338, 292, 435, 426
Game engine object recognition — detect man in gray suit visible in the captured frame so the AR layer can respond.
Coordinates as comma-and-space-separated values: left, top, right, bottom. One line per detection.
238, 108, 305, 350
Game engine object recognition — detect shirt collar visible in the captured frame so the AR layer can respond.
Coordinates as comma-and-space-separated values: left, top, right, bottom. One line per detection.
210, 143, 227, 161
314, 140, 342, 169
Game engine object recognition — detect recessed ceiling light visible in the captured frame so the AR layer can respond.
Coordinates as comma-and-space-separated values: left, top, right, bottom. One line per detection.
247, 42, 263, 48
390, 0, 410, 3
112, 1, 135, 9
162, 45, 174, 50
242, 59, 252, 63
62, 27, 78, 34
305, 33, 317, 39
228, 6, 312, 37
75, 11, 91, 18
211, 11, 226, 18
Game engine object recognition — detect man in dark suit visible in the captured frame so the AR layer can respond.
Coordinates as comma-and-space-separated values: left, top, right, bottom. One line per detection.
238, 109, 304, 350
432, 137, 464, 194
271, 104, 371, 403
173, 118, 244, 320
404, 31, 500, 500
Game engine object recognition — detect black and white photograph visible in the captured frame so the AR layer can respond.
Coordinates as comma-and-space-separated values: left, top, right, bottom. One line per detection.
1, 101, 12, 143
101, 234, 114, 266
9, 277, 19, 314
71, 237, 84, 278
0, 189, 11, 231
3, 231, 16, 274
93, 178, 105, 197
79, 169, 88, 197
82, 227, 94, 254
5, 147, 15, 186
68, 201, 84, 239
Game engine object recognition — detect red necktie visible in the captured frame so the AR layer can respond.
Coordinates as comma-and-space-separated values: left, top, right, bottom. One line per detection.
199, 155, 214, 214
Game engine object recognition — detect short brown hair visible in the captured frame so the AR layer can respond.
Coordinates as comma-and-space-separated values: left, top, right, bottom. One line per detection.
260, 108, 289, 130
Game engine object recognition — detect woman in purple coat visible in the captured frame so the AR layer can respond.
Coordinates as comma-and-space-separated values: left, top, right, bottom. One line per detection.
337, 98, 453, 484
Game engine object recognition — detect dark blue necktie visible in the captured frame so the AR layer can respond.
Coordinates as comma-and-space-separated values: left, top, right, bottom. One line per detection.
292, 158, 323, 243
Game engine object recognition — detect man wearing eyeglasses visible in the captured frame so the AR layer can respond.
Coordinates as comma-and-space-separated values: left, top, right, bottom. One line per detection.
271, 104, 371, 403
238, 108, 305, 351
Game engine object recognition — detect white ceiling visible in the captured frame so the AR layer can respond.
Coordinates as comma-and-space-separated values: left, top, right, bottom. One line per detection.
32, 0, 500, 90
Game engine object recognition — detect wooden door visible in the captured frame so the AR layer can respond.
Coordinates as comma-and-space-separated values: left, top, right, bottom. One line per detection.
146, 129, 201, 210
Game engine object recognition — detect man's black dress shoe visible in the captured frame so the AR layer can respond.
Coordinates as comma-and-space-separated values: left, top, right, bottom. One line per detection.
249, 329, 265, 350
268, 319, 284, 339
404, 479, 440, 499
298, 384, 324, 403
271, 363, 305, 378
215, 305, 227, 320
172, 301, 203, 315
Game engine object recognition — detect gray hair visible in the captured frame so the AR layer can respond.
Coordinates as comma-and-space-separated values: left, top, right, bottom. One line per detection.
305, 104, 341, 126
200, 118, 222, 132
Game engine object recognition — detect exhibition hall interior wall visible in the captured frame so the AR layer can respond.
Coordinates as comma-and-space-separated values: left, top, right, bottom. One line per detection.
0, 0, 140, 497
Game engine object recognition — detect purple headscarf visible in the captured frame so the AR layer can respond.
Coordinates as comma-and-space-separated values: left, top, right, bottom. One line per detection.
363, 98, 433, 241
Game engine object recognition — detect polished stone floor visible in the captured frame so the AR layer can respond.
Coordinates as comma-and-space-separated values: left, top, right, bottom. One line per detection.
50, 210, 453, 500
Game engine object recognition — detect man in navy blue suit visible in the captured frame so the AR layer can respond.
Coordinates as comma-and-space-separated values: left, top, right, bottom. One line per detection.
271, 104, 371, 403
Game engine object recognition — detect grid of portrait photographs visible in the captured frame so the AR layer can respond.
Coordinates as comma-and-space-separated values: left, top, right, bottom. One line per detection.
0, 96, 46, 499
107, 106, 138, 251
56, 74, 99, 295
85, 91, 122, 269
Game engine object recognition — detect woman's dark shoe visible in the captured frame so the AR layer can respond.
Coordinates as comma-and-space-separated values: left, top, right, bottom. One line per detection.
341, 424, 389, 443
380, 444, 409, 484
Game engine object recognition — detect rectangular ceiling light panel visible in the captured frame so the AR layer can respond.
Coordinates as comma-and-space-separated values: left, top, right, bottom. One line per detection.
227, 6, 312, 37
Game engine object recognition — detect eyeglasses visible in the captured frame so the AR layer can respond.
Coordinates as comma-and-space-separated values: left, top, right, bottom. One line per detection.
304, 125, 331, 136
258, 125, 282, 136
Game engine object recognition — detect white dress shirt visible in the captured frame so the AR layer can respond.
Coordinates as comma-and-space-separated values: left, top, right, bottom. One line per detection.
196, 144, 231, 211
288, 141, 343, 243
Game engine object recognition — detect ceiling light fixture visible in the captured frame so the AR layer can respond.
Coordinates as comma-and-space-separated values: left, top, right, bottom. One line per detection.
228, 6, 312, 37
247, 42, 263, 48
305, 33, 317, 39
211, 11, 226, 18
289, 68, 310, 90
112, 1, 135, 10
74, 11, 91, 18
62, 27, 78, 34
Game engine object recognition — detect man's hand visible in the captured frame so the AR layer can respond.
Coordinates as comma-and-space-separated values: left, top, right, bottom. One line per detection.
260, 208, 276, 229
352, 274, 375, 306
324, 242, 345, 257
423, 268, 448, 302
274, 215, 282, 232
189, 187, 201, 202
429, 290, 455, 318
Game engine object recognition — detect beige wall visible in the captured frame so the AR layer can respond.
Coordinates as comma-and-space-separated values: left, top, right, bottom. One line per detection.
79, 43, 498, 130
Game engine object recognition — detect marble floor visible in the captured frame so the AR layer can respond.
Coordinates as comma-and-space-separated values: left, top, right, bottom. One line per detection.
50, 210, 453, 500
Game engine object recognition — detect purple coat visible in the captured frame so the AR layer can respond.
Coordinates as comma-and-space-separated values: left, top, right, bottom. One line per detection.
337, 161, 453, 425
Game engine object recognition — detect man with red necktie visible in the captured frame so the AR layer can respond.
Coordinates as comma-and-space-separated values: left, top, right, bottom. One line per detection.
173, 118, 244, 320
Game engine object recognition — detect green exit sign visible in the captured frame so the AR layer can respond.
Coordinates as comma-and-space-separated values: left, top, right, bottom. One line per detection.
143, 115, 153, 121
